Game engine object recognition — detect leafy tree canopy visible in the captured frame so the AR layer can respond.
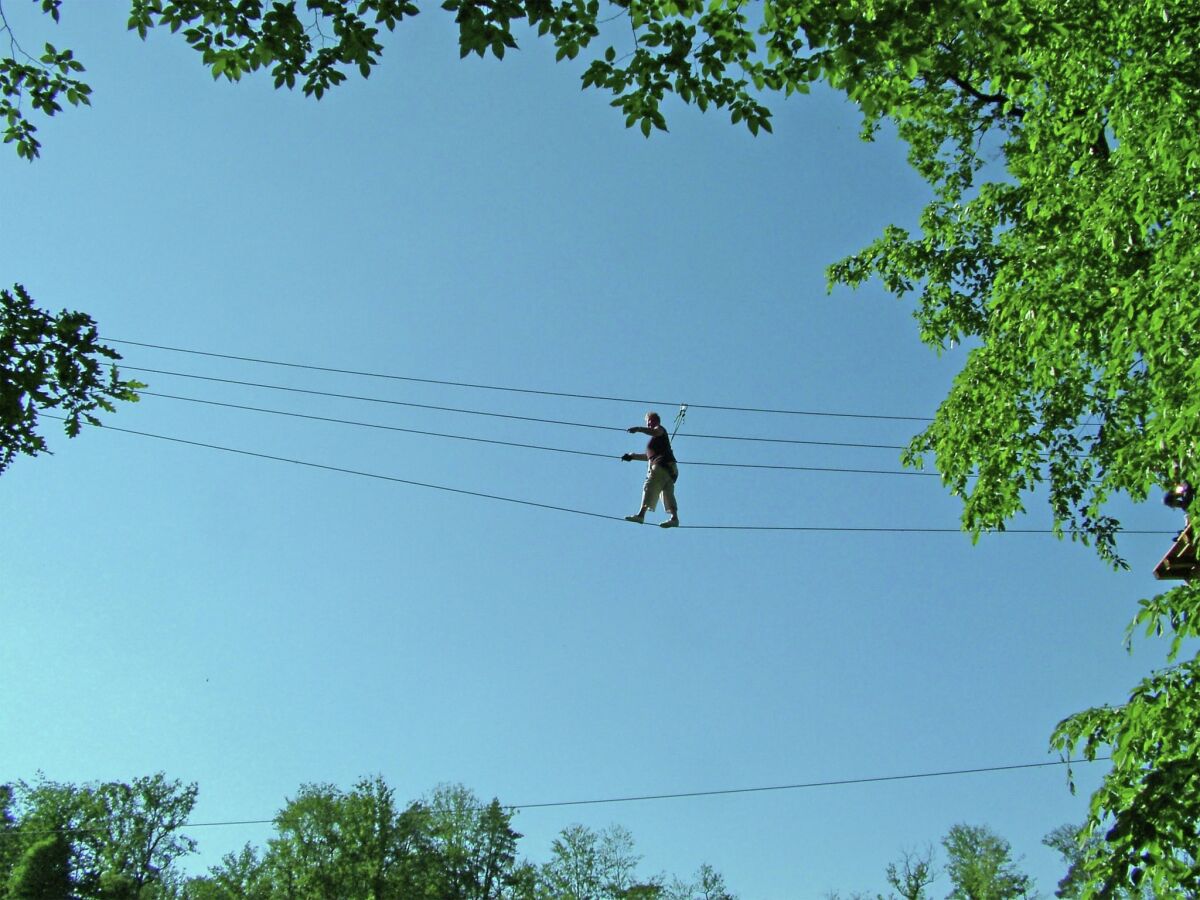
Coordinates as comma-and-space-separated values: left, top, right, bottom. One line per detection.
0, 284, 141, 475
540, 822, 659, 899
6, 834, 71, 900
1042, 822, 1153, 900
1051, 648, 1200, 897
942, 824, 1033, 900
1, 773, 199, 900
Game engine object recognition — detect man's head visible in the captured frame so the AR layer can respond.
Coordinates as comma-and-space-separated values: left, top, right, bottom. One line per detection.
646, 411, 661, 428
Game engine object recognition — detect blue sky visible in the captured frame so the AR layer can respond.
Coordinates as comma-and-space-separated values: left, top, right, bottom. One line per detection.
0, 4, 1188, 897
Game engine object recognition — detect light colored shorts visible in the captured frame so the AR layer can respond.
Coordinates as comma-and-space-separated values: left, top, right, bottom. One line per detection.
641, 462, 677, 512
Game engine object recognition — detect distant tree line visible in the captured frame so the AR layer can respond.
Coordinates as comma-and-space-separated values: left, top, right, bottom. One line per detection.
826, 822, 1157, 899
5, 773, 1162, 899
0, 774, 734, 899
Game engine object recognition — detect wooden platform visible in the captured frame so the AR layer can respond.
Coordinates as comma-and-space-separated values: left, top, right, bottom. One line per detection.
1154, 525, 1200, 580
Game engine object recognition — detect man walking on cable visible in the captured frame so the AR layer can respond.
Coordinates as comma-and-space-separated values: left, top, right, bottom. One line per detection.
622, 411, 680, 528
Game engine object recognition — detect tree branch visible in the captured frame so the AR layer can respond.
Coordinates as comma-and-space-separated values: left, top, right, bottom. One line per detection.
946, 72, 1024, 119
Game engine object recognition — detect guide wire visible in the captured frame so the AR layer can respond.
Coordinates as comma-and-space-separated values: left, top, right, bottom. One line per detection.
137, 391, 939, 477
121, 367, 912, 451
107, 339, 933, 422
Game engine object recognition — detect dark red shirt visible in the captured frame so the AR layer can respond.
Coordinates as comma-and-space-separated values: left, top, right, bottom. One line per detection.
646, 431, 675, 466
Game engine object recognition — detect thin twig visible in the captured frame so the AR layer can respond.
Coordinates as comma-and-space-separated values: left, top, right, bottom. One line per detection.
0, 0, 41, 65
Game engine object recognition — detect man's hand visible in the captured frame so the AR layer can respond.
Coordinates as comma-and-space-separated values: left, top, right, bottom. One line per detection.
621, 453, 634, 461
627, 426, 638, 433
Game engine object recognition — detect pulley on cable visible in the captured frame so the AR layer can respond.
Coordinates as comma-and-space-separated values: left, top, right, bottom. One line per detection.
672, 403, 688, 439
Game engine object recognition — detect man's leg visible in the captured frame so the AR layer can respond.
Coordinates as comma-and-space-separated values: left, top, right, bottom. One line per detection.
641, 468, 662, 513
660, 476, 679, 527
626, 470, 658, 522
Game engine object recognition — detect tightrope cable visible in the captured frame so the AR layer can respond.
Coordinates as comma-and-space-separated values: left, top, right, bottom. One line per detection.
50, 417, 1172, 535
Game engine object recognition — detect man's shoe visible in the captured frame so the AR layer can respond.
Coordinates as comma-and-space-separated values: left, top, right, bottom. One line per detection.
660, 517, 679, 528
624, 514, 644, 523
